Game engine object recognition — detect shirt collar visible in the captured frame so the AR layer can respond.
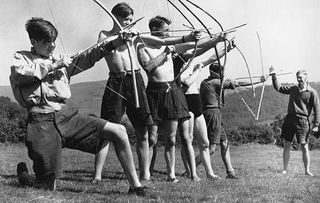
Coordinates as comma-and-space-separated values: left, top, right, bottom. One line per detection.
298, 83, 310, 92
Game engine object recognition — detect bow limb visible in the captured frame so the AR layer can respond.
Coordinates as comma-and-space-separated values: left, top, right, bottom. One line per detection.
183, 0, 227, 108
92, 0, 140, 108
236, 90, 256, 118
233, 44, 255, 98
167, 0, 198, 80
46, 0, 130, 102
255, 32, 266, 121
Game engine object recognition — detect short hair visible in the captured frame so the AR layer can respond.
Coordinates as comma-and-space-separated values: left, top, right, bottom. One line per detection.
111, 2, 134, 18
209, 63, 222, 74
25, 17, 58, 42
148, 15, 171, 31
296, 69, 307, 76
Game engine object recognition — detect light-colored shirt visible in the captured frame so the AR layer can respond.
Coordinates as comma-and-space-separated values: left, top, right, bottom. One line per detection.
10, 42, 109, 114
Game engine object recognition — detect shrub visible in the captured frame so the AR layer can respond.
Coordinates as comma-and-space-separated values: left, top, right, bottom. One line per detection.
0, 119, 26, 143
227, 125, 275, 146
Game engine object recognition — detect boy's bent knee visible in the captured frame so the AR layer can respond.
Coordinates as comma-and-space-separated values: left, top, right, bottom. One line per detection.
102, 122, 127, 140
199, 141, 209, 150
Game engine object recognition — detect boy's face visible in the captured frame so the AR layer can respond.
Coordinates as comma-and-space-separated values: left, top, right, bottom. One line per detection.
116, 14, 133, 27
32, 39, 56, 58
152, 23, 170, 38
296, 73, 307, 86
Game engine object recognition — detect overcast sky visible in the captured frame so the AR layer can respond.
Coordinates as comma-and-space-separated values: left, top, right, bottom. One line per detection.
1, 0, 320, 87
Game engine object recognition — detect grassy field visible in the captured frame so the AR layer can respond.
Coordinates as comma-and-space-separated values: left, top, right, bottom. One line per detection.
0, 143, 320, 202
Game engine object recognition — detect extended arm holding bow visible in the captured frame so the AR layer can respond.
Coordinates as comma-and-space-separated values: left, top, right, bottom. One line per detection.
182, 0, 227, 108
93, 0, 140, 108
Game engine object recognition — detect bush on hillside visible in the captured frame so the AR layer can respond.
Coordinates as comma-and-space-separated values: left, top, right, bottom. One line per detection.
0, 119, 26, 143
0, 96, 27, 143
227, 124, 275, 146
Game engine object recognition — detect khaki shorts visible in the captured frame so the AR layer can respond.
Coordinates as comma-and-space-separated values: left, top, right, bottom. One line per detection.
281, 114, 310, 144
203, 108, 227, 144
26, 104, 107, 179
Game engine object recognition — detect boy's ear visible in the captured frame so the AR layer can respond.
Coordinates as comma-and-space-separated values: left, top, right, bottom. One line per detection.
30, 39, 37, 47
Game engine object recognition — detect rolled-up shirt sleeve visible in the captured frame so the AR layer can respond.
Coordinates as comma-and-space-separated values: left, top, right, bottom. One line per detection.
68, 40, 116, 77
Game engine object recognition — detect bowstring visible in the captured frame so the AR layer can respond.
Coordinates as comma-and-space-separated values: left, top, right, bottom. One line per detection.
45, 0, 129, 101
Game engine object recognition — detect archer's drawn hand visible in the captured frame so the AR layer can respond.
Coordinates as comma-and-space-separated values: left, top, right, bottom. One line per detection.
119, 30, 135, 42
217, 32, 228, 42
260, 75, 267, 83
269, 66, 276, 76
186, 30, 202, 42
164, 45, 175, 54
53, 56, 72, 70
227, 39, 236, 52
128, 28, 140, 38
193, 63, 204, 72
227, 79, 238, 89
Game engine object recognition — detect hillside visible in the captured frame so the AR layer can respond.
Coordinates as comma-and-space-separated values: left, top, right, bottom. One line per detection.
2, 81, 320, 128
223, 81, 320, 127
0, 86, 14, 102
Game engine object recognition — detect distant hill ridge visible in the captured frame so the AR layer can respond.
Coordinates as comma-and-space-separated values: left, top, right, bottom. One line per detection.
1, 81, 320, 127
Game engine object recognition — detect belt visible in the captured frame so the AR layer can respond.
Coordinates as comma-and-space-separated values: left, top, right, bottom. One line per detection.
109, 69, 141, 76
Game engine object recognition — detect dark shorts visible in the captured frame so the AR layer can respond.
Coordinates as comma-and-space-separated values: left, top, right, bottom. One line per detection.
203, 108, 227, 144
147, 81, 190, 124
185, 94, 203, 118
26, 104, 107, 179
281, 114, 310, 144
100, 71, 153, 127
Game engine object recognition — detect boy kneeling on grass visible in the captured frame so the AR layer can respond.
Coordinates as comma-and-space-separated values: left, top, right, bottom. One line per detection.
10, 17, 148, 196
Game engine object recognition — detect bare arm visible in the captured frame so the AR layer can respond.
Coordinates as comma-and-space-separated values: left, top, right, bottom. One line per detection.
176, 34, 226, 61
181, 63, 203, 87
200, 39, 234, 67
135, 30, 201, 46
137, 44, 174, 73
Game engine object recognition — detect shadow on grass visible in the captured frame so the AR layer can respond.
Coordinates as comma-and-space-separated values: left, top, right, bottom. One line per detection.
62, 169, 127, 181
1, 174, 124, 196
152, 169, 167, 175
58, 185, 123, 195
0, 174, 16, 179
64, 169, 92, 175
257, 166, 280, 174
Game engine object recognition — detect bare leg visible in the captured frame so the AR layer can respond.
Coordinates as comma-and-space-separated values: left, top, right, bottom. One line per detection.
160, 120, 178, 180
283, 140, 291, 174
180, 119, 199, 180
149, 144, 157, 176
135, 126, 150, 180
93, 141, 109, 181
221, 140, 235, 174
180, 112, 194, 177
301, 143, 313, 176
148, 124, 158, 176
102, 122, 141, 188
194, 115, 216, 177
